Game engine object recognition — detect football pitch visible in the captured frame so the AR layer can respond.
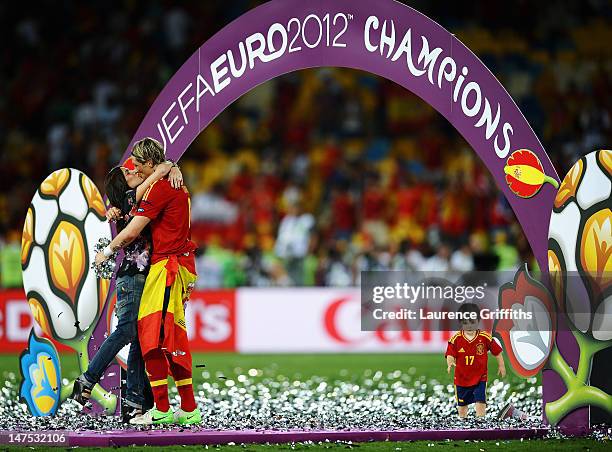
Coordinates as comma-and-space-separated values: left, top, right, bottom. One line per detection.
0, 438, 609, 452
0, 352, 513, 385
0, 353, 607, 451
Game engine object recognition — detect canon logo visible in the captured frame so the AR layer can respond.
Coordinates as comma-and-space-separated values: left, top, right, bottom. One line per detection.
324, 296, 452, 346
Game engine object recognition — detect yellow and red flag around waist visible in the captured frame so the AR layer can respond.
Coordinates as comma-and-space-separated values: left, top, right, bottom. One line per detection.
137, 253, 196, 369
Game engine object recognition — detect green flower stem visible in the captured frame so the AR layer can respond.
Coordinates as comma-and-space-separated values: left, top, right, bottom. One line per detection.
548, 347, 575, 386
543, 175, 559, 189
545, 329, 612, 425
59, 379, 74, 402
62, 328, 117, 414
572, 329, 609, 384
546, 379, 612, 425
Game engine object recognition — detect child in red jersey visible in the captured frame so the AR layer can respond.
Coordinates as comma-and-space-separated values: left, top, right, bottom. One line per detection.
445, 303, 506, 418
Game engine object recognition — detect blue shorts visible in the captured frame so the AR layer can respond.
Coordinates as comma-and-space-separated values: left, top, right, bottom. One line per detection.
455, 381, 486, 406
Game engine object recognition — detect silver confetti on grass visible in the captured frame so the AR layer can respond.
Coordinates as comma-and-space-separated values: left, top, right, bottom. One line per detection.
589, 425, 611, 442
0, 369, 549, 432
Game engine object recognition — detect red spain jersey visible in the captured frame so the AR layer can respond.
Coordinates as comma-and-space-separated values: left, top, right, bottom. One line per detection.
445, 330, 502, 386
135, 179, 196, 264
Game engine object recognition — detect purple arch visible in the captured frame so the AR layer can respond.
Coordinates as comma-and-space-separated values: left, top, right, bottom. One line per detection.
113, 0, 585, 430
120, 0, 558, 269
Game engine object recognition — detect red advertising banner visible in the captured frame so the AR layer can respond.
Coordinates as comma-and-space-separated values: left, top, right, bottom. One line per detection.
185, 290, 236, 352
2, 288, 452, 354
0, 290, 73, 353
0, 289, 43, 352
0, 289, 237, 354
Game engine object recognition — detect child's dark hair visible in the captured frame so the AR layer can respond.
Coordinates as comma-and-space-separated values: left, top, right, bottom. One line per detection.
458, 302, 480, 320
104, 167, 128, 211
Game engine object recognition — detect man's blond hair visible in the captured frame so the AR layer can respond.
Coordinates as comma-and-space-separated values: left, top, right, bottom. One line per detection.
131, 137, 166, 165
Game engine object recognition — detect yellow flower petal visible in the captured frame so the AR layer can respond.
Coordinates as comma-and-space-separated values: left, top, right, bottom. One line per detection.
49, 221, 85, 304
42, 353, 58, 390
99, 277, 110, 312
21, 207, 34, 265
29, 353, 59, 414
40, 169, 70, 197
28, 298, 53, 337
80, 174, 106, 217
581, 208, 612, 295
34, 395, 56, 413
547, 250, 564, 307
554, 159, 583, 209
598, 149, 612, 177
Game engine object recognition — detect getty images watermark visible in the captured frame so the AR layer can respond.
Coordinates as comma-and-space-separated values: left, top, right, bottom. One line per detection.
360, 270, 602, 332
369, 280, 524, 321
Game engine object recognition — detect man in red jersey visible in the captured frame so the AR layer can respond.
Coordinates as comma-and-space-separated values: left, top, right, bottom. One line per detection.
96, 138, 199, 425
445, 303, 506, 418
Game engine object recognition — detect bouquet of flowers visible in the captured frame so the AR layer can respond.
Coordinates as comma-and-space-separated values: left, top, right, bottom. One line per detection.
91, 237, 117, 280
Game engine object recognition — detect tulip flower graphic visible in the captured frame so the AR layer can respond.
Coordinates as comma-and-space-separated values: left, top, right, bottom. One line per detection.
21, 169, 116, 413
544, 209, 612, 424
579, 209, 612, 341
504, 149, 559, 198
538, 149, 612, 426
496, 265, 612, 426
19, 330, 61, 416
548, 211, 612, 340
495, 266, 557, 378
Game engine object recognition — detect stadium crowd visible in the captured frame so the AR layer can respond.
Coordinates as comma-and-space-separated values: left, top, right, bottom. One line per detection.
1, 1, 611, 287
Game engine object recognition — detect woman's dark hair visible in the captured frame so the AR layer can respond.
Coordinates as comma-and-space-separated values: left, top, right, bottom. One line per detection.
104, 167, 129, 212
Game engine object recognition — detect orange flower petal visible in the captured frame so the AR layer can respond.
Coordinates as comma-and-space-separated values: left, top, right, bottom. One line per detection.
580, 208, 612, 296
21, 207, 34, 266
98, 277, 110, 312
547, 249, 564, 309
554, 159, 583, 209
80, 174, 106, 218
40, 169, 70, 197
28, 297, 53, 337
598, 149, 612, 177
48, 221, 85, 304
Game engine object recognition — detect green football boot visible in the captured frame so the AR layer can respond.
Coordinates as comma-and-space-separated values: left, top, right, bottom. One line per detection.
129, 407, 173, 425
173, 407, 202, 425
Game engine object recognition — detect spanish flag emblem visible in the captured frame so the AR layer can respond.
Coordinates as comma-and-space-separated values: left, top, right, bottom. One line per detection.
504, 149, 559, 198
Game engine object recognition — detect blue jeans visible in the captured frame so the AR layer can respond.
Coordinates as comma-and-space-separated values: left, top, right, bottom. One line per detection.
84, 273, 151, 409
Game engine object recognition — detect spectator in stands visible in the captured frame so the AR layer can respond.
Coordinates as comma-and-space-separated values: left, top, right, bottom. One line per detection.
2, 1, 610, 288
492, 231, 520, 271
421, 243, 452, 272
330, 185, 356, 241
361, 174, 390, 247
191, 183, 239, 224
450, 241, 475, 273
324, 246, 352, 287
0, 230, 22, 288
274, 202, 315, 285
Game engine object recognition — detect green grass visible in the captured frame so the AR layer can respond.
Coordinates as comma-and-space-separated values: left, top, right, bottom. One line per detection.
0, 438, 608, 451
0, 352, 517, 387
